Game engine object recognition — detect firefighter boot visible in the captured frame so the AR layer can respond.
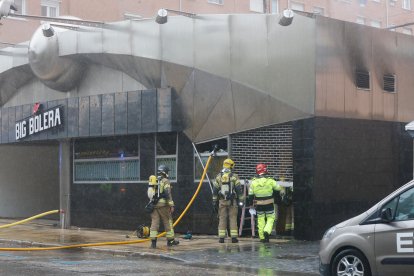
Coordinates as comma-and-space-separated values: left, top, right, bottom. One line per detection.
167, 239, 179, 247
151, 239, 157, 249
219, 238, 225, 243
231, 237, 239, 243
264, 232, 270, 243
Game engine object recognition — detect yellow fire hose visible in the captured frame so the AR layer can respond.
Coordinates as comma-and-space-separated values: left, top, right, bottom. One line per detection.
0, 152, 215, 251
0, 210, 60, 229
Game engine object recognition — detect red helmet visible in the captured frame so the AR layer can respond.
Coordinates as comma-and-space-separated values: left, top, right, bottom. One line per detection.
256, 163, 268, 175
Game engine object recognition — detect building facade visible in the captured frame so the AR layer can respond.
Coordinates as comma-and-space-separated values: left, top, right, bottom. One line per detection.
0, 9, 413, 240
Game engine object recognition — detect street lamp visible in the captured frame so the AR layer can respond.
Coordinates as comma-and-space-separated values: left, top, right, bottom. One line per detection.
155, 8, 196, 25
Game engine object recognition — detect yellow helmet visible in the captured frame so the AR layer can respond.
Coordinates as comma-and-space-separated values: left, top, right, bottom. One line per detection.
223, 158, 235, 169
148, 175, 158, 186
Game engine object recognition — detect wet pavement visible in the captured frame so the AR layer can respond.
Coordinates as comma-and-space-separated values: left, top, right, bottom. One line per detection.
0, 218, 320, 275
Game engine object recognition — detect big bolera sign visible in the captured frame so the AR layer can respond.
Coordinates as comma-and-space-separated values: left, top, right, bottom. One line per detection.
15, 105, 63, 140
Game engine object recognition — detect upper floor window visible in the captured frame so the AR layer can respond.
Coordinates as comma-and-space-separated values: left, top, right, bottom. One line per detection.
271, 0, 279, 14
290, 1, 304, 11
370, 20, 381, 28
359, 0, 367, 6
356, 16, 366, 25
403, 0, 412, 10
11, 0, 26, 15
41, 0, 60, 17
208, 0, 224, 5
250, 0, 264, 13
313, 6, 324, 16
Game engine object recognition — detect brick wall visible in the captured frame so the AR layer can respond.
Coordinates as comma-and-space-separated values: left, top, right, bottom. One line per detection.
231, 123, 293, 181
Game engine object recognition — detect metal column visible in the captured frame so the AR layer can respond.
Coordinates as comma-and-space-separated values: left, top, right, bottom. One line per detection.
59, 140, 71, 228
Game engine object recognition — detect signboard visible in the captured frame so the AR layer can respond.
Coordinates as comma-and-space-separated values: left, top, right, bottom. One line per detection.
15, 104, 63, 140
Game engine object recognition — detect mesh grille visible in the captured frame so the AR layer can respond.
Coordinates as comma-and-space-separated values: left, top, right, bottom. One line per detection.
383, 74, 396, 93
356, 70, 370, 90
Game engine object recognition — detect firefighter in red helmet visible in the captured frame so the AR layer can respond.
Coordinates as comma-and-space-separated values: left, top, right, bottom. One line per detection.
248, 163, 283, 242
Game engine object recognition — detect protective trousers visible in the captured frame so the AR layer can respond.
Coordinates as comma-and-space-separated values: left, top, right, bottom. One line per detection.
218, 199, 238, 238
150, 206, 175, 240
257, 210, 276, 240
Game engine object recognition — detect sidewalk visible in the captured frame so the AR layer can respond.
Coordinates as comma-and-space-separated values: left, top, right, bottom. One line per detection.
0, 218, 320, 274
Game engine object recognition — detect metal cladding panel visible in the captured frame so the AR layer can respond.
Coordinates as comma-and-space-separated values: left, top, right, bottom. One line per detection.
141, 89, 157, 133
67, 97, 79, 137
58, 29, 77, 56
160, 17, 194, 67
103, 21, 132, 55
89, 95, 102, 137
130, 19, 161, 60
194, 15, 231, 78
102, 94, 115, 136
114, 92, 127, 135
174, 70, 194, 136
157, 88, 172, 132
15, 105, 22, 122
78, 97, 90, 137
77, 28, 103, 54
12, 45, 29, 67
127, 90, 141, 134
22, 104, 32, 141
34, 102, 48, 141
7, 107, 15, 143
47, 100, 59, 140
229, 15, 269, 94
1, 108, 8, 143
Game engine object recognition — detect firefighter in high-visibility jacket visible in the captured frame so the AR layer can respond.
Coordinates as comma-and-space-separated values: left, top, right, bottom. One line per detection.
148, 165, 179, 248
212, 158, 244, 243
248, 163, 284, 243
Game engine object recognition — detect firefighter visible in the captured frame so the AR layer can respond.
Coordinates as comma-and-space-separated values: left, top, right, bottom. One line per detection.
248, 163, 284, 243
148, 165, 179, 248
212, 158, 244, 243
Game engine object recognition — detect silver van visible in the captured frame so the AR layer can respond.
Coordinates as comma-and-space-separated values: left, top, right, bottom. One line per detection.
319, 180, 414, 276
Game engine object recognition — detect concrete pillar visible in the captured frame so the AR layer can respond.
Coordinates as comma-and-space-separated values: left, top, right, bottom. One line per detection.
59, 140, 71, 228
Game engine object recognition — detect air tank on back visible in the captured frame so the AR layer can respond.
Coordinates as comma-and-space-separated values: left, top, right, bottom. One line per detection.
28, 22, 85, 92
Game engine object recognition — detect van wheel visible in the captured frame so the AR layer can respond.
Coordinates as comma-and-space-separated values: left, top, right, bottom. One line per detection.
331, 249, 371, 276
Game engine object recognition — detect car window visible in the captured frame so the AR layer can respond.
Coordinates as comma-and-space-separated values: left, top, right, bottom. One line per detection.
393, 187, 414, 221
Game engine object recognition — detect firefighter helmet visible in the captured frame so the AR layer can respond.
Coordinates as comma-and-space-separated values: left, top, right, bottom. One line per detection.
256, 163, 268, 175
157, 164, 170, 176
148, 175, 158, 186
223, 158, 235, 169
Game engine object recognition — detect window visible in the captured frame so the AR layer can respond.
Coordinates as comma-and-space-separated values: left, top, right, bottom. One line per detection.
403, 0, 412, 10
355, 70, 370, 90
359, 0, 367, 6
74, 136, 140, 183
271, 0, 279, 14
384, 187, 414, 221
356, 16, 366, 25
403, 28, 413, 35
208, 0, 224, 4
156, 133, 178, 181
370, 20, 381, 28
41, 0, 60, 17
194, 138, 228, 182
250, 0, 264, 13
11, 0, 26, 15
290, 1, 304, 11
313, 6, 324, 15
383, 74, 396, 92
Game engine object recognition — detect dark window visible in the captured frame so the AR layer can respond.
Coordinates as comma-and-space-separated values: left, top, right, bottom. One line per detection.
356, 70, 370, 90
383, 74, 396, 93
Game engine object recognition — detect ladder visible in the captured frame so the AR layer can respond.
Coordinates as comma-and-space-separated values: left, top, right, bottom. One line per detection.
238, 179, 255, 237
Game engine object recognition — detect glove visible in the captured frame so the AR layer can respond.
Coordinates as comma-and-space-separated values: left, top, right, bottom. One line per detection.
212, 201, 218, 214
249, 208, 256, 216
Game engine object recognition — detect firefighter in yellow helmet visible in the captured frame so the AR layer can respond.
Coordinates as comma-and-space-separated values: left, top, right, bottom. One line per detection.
212, 158, 244, 243
248, 163, 284, 242
147, 165, 179, 249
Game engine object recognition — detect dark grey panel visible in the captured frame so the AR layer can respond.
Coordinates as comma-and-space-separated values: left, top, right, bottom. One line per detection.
114, 92, 127, 135
22, 104, 32, 142
89, 95, 102, 137
2, 108, 9, 143
157, 88, 172, 132
33, 102, 48, 141
102, 94, 114, 135
47, 100, 59, 140
57, 99, 68, 139
127, 91, 141, 134
79, 97, 90, 137
141, 89, 157, 133
8, 107, 16, 143
67, 97, 79, 137
15, 106, 22, 121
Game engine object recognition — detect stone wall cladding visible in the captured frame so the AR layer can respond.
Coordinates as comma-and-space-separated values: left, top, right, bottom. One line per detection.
231, 123, 293, 181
